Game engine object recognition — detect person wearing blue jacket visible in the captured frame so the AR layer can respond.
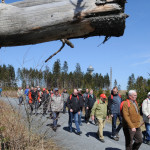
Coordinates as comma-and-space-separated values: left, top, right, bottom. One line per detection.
24, 86, 30, 104
0, 87, 2, 97
108, 87, 123, 141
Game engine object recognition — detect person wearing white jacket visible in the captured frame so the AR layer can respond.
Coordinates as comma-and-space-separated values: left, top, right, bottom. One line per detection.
142, 92, 150, 145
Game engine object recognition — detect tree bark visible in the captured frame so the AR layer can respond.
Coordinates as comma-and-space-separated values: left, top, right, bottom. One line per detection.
0, 0, 128, 47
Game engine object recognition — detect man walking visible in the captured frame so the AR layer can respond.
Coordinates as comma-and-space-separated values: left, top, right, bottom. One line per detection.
78, 88, 84, 126
0, 87, 2, 97
17, 87, 24, 105
91, 94, 108, 143
51, 88, 63, 132
67, 89, 82, 135
24, 85, 30, 104
142, 92, 150, 145
122, 90, 142, 150
85, 89, 96, 124
61, 88, 69, 114
108, 87, 123, 140
42, 88, 50, 116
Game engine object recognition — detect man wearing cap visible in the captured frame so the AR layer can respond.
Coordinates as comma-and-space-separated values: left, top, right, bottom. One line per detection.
142, 92, 150, 145
51, 88, 63, 131
91, 94, 108, 143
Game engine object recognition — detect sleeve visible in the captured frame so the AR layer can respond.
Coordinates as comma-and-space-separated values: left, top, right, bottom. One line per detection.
107, 96, 112, 115
67, 96, 71, 110
142, 99, 149, 117
91, 101, 97, 116
122, 102, 134, 129
85, 97, 89, 108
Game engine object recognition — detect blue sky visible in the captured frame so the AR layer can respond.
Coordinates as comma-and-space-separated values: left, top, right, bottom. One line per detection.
0, 0, 150, 90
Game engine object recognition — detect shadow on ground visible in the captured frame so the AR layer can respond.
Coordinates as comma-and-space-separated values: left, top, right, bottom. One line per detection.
105, 148, 121, 150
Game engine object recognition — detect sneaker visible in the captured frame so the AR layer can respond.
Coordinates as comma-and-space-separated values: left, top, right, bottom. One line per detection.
100, 139, 105, 143
87, 122, 90, 125
76, 131, 82, 135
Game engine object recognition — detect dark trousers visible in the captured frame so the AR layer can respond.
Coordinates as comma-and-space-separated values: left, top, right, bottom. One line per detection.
112, 113, 122, 136
34, 101, 39, 115
29, 103, 34, 114
63, 101, 67, 113
123, 127, 142, 150
85, 108, 91, 123
43, 102, 48, 114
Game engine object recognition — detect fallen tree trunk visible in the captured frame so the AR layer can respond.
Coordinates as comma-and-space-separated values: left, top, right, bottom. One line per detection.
0, 0, 128, 47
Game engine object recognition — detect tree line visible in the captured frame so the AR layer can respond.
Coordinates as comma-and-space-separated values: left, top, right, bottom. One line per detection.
0, 60, 110, 92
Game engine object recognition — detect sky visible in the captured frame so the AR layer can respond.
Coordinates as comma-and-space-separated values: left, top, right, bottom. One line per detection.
0, 0, 150, 90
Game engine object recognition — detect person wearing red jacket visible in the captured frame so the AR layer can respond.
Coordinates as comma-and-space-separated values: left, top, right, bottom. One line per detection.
29, 87, 40, 115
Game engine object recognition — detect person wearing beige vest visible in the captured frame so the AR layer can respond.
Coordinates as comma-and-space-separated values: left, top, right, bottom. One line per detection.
122, 90, 142, 150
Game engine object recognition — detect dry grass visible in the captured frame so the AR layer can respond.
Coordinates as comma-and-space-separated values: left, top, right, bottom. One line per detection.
0, 100, 60, 150
2, 90, 18, 98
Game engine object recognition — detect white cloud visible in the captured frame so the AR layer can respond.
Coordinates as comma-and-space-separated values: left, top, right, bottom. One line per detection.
132, 58, 150, 66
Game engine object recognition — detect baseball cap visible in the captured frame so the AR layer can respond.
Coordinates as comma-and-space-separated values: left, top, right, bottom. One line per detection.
78, 88, 82, 91
148, 92, 150, 96
43, 88, 46, 91
100, 94, 107, 99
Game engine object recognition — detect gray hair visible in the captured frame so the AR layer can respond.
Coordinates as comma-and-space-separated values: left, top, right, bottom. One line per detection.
128, 90, 137, 96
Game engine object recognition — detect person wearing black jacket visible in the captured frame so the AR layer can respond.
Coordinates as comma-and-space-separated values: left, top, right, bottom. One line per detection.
42, 88, 50, 116
85, 89, 96, 124
67, 89, 82, 135
78, 89, 84, 126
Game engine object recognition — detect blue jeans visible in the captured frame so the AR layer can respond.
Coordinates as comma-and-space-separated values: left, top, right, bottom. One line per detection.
26, 96, 29, 104
53, 112, 59, 127
78, 110, 82, 125
68, 112, 80, 132
145, 123, 150, 141
112, 113, 122, 136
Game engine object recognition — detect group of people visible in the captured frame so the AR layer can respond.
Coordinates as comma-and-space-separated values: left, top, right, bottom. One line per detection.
16, 86, 150, 150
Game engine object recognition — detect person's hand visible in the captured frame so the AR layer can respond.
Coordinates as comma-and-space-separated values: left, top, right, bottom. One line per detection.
111, 114, 113, 117
86, 107, 89, 109
131, 128, 136, 132
78, 111, 80, 115
70, 109, 73, 112
91, 115, 94, 121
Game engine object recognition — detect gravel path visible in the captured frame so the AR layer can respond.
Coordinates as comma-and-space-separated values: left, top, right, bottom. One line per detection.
1, 97, 149, 150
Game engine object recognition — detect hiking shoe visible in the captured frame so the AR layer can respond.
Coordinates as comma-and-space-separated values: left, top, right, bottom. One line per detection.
87, 122, 90, 125
115, 133, 119, 138
100, 139, 105, 143
111, 135, 119, 141
147, 141, 150, 145
57, 124, 61, 127
52, 127, 57, 132
76, 131, 82, 135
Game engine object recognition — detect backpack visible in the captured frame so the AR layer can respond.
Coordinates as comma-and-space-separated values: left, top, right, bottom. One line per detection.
120, 99, 138, 115
111, 94, 121, 100
70, 95, 79, 100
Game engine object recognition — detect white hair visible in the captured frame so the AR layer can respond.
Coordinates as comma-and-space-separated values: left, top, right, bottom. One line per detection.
128, 90, 137, 96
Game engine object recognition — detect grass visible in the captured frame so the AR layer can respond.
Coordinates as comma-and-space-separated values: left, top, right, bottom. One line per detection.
0, 100, 60, 150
